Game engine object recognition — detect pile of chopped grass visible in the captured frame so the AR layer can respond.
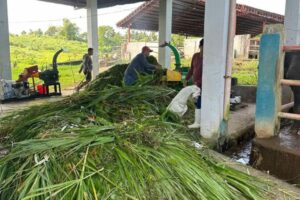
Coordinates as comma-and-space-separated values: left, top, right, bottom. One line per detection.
0, 64, 274, 199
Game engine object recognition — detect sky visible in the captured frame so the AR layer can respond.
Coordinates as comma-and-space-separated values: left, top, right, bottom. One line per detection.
7, 0, 286, 34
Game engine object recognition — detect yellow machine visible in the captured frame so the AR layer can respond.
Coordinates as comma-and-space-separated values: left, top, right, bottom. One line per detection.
166, 70, 182, 82
149, 42, 190, 90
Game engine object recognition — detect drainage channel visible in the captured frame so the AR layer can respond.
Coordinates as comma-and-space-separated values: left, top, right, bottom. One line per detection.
224, 121, 300, 186
224, 140, 252, 165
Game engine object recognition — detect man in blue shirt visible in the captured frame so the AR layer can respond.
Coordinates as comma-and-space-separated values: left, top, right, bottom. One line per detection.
124, 46, 160, 85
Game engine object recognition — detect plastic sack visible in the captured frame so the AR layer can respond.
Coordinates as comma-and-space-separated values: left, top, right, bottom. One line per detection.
167, 85, 200, 117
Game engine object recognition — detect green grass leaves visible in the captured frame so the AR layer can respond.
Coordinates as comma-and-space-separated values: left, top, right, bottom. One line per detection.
0, 64, 270, 199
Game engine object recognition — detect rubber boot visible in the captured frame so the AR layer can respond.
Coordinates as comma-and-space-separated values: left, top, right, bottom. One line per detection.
188, 109, 201, 129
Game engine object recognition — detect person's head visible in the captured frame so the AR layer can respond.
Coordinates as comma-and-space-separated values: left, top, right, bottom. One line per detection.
199, 39, 204, 52
88, 48, 93, 56
141, 46, 153, 57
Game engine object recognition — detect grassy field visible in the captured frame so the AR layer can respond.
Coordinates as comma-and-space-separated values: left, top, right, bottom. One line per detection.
10, 35, 88, 89
232, 60, 258, 85
10, 35, 87, 67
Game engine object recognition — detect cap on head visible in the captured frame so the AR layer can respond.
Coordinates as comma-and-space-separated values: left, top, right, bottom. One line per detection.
142, 46, 153, 53
199, 39, 204, 47
88, 48, 93, 52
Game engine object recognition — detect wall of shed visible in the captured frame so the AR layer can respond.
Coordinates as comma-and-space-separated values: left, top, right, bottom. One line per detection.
184, 35, 251, 60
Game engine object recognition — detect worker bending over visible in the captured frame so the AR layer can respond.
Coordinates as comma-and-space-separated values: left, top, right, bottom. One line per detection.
168, 39, 204, 129
124, 46, 161, 85
185, 39, 204, 128
77, 48, 93, 91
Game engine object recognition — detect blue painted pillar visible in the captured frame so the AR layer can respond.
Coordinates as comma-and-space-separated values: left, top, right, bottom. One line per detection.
255, 34, 283, 138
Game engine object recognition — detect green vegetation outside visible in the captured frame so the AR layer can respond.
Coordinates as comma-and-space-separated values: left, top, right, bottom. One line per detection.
10, 35, 87, 89
232, 60, 258, 85
9, 20, 258, 89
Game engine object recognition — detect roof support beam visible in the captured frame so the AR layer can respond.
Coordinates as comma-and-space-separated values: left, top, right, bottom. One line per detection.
201, 0, 236, 141
285, 0, 300, 45
0, 0, 11, 80
87, 0, 99, 78
158, 0, 172, 68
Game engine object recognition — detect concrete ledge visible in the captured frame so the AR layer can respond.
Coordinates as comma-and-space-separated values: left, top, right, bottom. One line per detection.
217, 104, 256, 152
234, 85, 293, 104
233, 85, 257, 103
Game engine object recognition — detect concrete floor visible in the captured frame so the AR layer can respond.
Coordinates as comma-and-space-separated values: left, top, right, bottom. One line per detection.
0, 88, 74, 116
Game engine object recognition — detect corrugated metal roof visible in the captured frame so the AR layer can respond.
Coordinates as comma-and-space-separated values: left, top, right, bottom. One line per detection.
38, 0, 147, 8
117, 0, 284, 36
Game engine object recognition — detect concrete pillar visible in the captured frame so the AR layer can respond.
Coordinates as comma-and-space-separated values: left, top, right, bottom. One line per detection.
285, 0, 300, 45
87, 0, 99, 78
158, 0, 172, 68
201, 0, 235, 139
0, 0, 11, 80
255, 34, 283, 138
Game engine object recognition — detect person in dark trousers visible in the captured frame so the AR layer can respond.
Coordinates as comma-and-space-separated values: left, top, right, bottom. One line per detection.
76, 48, 93, 91
184, 39, 204, 128
124, 46, 161, 85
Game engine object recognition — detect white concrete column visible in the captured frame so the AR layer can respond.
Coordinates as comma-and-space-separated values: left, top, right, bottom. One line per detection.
87, 0, 99, 78
201, 0, 235, 139
285, 0, 300, 45
0, 0, 11, 80
158, 0, 172, 68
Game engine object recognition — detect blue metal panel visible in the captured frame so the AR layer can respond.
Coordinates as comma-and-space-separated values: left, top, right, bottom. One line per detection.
255, 34, 281, 137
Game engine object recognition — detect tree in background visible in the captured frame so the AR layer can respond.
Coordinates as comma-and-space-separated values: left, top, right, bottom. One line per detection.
59, 18, 80, 41
98, 26, 123, 56
45, 26, 60, 37
29, 29, 44, 37
79, 32, 87, 42
130, 31, 149, 42
149, 32, 158, 42
171, 34, 186, 47
124, 30, 185, 47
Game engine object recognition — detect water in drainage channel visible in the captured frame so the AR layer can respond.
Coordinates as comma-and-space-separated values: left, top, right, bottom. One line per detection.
224, 119, 294, 165
224, 140, 252, 165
